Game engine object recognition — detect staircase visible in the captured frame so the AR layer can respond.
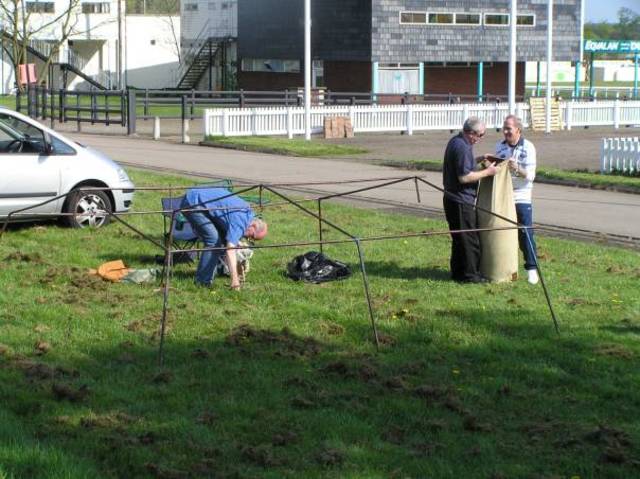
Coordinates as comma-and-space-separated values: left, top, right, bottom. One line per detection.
529, 97, 562, 131
0, 30, 108, 90
176, 39, 220, 89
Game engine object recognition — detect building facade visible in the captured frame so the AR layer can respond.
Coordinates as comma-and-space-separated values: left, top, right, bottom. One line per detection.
237, 0, 583, 97
0, 0, 180, 93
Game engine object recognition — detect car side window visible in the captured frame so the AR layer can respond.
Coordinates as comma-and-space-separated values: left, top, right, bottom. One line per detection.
0, 113, 45, 154
50, 136, 76, 155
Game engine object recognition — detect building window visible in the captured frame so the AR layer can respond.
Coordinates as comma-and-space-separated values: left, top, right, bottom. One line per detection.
399, 11, 427, 24
484, 13, 510, 26
517, 14, 536, 26
25, 2, 55, 13
455, 13, 481, 25
242, 59, 300, 73
428, 13, 454, 25
81, 2, 110, 14
184, 3, 198, 11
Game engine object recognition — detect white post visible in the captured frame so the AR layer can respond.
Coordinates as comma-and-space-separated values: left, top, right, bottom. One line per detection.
613, 99, 620, 129
287, 107, 293, 139
182, 120, 190, 144
600, 138, 607, 173
545, 0, 553, 133
304, 0, 311, 141
406, 104, 413, 135
222, 109, 229, 137
153, 116, 160, 140
566, 101, 573, 131
252, 108, 258, 136
508, 0, 517, 115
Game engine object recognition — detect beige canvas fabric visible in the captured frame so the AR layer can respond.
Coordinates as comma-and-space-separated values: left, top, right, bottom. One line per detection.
477, 163, 519, 282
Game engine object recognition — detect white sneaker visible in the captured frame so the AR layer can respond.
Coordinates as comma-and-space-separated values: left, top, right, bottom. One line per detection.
527, 269, 539, 285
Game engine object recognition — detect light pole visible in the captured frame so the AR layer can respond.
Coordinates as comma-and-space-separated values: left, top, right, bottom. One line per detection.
304, 0, 311, 141
546, 0, 553, 133
508, 0, 517, 114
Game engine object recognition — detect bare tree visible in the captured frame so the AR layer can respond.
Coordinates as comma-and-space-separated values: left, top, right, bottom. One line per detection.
0, 0, 88, 90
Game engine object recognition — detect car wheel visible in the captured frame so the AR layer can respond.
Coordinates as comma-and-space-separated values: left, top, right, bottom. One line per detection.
64, 189, 112, 228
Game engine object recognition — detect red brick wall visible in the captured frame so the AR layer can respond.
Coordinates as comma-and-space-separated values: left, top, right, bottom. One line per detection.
323, 61, 371, 92
424, 62, 525, 99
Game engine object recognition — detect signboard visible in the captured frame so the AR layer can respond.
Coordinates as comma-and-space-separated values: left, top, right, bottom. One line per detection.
584, 40, 640, 54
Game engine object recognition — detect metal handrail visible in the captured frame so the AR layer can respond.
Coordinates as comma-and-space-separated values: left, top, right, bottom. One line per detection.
176, 20, 211, 82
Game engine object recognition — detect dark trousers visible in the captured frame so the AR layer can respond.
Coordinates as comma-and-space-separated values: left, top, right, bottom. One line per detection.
443, 197, 481, 281
515, 203, 538, 271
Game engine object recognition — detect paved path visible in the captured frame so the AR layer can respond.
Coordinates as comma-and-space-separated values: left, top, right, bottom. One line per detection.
70, 133, 640, 244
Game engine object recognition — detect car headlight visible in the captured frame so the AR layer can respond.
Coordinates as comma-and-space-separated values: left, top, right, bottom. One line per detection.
117, 168, 130, 182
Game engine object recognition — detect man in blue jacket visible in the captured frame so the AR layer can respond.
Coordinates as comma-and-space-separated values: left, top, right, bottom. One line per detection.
180, 187, 267, 289
442, 117, 497, 283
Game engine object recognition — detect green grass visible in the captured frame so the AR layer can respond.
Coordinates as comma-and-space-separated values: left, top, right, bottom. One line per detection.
0, 168, 639, 478
204, 136, 368, 157
383, 159, 640, 193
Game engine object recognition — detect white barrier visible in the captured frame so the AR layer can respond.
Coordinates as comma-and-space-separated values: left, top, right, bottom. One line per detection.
203, 100, 640, 138
601, 137, 640, 174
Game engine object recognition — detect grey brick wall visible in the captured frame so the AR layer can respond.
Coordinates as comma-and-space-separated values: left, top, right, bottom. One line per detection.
372, 0, 582, 63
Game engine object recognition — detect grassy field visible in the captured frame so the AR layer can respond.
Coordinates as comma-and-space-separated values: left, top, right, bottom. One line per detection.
204, 136, 368, 157
383, 159, 640, 193
0, 168, 639, 478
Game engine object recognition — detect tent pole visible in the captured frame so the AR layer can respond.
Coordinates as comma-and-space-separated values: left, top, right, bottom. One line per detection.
355, 238, 380, 350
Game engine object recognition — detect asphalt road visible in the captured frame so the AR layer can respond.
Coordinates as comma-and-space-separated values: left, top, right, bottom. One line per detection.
69, 133, 640, 245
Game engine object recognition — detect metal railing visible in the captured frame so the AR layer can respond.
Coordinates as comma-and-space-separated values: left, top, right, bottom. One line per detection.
175, 20, 211, 84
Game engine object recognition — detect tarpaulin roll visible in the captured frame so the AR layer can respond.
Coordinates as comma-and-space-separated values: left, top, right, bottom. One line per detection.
477, 163, 519, 283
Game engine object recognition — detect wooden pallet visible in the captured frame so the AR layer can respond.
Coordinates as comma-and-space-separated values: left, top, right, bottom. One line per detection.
529, 97, 562, 132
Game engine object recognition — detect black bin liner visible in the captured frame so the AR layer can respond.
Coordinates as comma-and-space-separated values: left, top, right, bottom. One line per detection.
287, 251, 352, 284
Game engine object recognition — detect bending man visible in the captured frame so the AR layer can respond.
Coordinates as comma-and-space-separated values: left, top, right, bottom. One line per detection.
495, 115, 539, 284
442, 117, 498, 283
180, 187, 268, 289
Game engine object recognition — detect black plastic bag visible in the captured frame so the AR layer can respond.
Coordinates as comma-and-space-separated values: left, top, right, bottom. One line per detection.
287, 251, 352, 284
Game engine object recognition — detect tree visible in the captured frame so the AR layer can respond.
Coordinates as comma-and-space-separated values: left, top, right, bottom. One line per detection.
584, 7, 640, 41
0, 0, 82, 90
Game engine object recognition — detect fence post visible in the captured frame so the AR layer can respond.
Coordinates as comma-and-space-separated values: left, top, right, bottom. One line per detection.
239, 89, 245, 108
462, 104, 469, 124
252, 108, 258, 136
566, 101, 573, 131
59, 89, 65, 122
613, 99, 620, 129
181, 95, 190, 143
348, 105, 355, 131
127, 89, 137, 135
406, 104, 413, 136
144, 89, 149, 119
222, 109, 229, 137
600, 138, 608, 173
16, 89, 21, 113
191, 89, 196, 119
286, 107, 293, 139
42, 87, 47, 120
153, 116, 161, 140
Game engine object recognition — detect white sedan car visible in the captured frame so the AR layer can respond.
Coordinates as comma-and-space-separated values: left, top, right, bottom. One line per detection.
0, 107, 134, 228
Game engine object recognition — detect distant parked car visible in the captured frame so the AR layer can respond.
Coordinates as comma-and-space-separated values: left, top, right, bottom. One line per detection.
0, 107, 134, 228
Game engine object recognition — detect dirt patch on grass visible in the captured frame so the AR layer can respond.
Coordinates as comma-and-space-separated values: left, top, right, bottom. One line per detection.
5, 251, 46, 264
226, 324, 322, 358
595, 343, 634, 359
52, 382, 90, 402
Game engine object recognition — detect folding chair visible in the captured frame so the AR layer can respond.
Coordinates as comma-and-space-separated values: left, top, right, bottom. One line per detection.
161, 196, 199, 263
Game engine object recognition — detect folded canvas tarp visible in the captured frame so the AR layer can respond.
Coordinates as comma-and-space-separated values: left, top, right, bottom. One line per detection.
477, 163, 519, 283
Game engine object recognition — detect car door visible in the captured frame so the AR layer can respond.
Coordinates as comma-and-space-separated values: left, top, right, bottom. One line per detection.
0, 112, 61, 218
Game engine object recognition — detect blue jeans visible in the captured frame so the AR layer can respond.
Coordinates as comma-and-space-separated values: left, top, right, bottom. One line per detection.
516, 203, 538, 271
181, 200, 223, 286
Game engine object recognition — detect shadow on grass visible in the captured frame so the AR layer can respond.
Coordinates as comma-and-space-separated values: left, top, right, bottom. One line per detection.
2, 308, 639, 478
362, 260, 451, 282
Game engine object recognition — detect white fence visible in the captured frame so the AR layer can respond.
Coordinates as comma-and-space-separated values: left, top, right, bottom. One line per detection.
203, 100, 640, 138
601, 137, 640, 174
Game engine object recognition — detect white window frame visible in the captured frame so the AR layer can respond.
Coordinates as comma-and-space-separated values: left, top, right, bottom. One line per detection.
454, 13, 481, 26
399, 11, 427, 25
484, 12, 510, 27
516, 14, 536, 27
427, 12, 454, 25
